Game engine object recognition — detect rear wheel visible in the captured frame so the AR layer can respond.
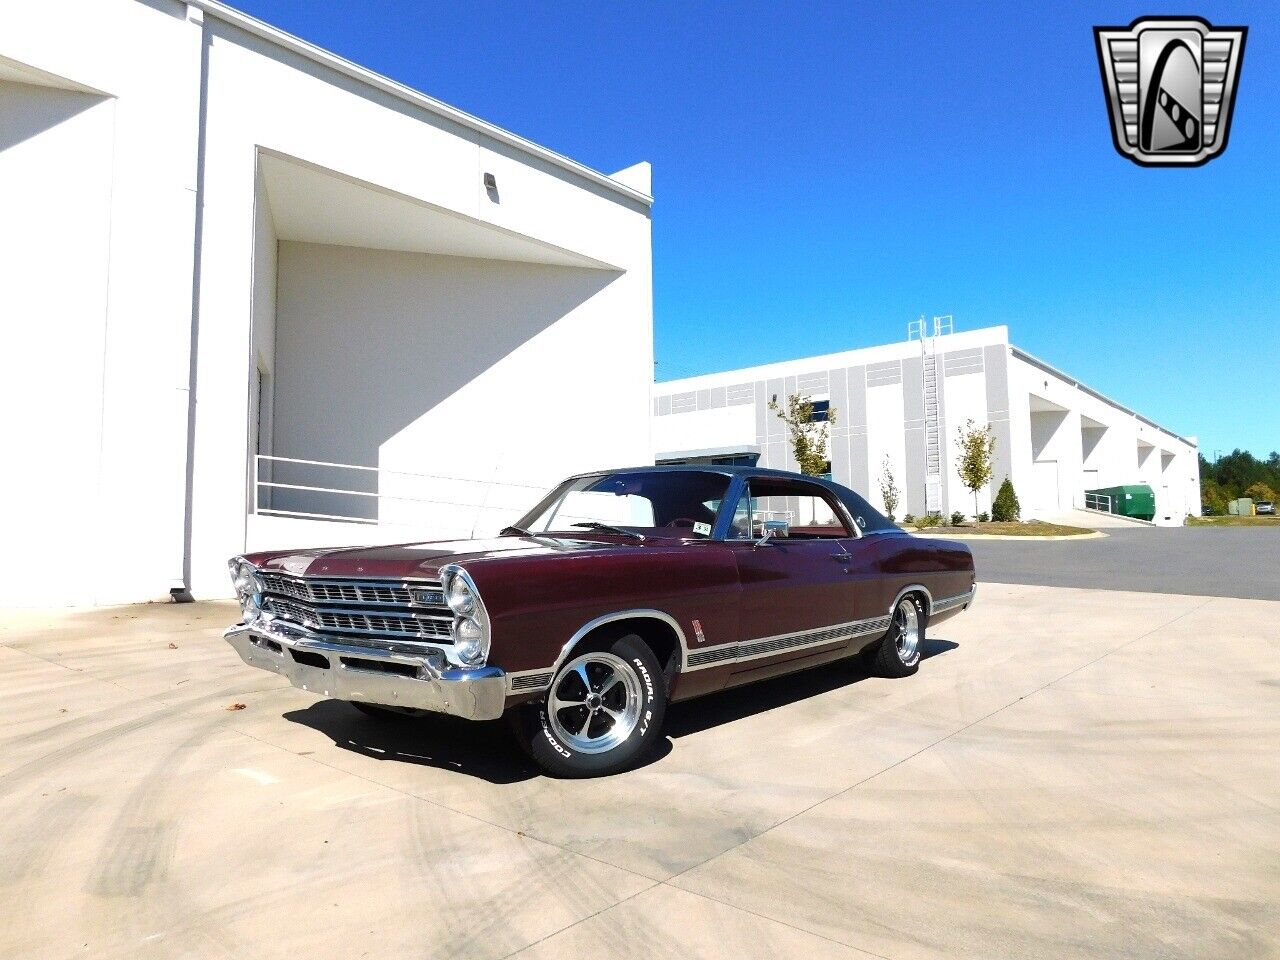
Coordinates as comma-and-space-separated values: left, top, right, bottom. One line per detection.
510, 634, 666, 778
870, 595, 925, 677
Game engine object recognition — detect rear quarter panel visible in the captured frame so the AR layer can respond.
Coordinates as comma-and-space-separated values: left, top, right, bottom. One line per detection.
866, 532, 975, 625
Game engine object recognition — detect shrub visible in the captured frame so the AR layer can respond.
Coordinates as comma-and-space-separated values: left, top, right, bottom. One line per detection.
950, 511, 965, 526
991, 477, 1021, 522
902, 513, 915, 525
916, 512, 942, 528
977, 510, 990, 523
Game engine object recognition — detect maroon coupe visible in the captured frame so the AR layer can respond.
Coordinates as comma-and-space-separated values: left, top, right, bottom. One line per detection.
225, 466, 976, 777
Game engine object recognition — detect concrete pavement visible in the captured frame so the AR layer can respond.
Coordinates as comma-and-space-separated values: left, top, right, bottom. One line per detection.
1, 586, 1277, 959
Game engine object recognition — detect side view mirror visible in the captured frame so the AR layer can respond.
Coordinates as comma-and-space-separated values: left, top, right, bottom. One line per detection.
756, 519, 790, 547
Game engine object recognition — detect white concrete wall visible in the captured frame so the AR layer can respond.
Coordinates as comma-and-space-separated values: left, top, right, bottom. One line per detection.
941, 367, 994, 518
652, 404, 757, 457
0, 1, 202, 606
187, 18, 652, 599
865, 382, 907, 516
268, 241, 634, 531
1, 0, 653, 606
654, 327, 1011, 518
1007, 351, 1198, 525
652, 328, 1197, 525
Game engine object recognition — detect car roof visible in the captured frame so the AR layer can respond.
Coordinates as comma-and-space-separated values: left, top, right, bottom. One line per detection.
567, 463, 853, 491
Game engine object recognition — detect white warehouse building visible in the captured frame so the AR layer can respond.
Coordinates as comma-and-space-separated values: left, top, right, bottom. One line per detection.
1, 0, 654, 607
653, 324, 1201, 526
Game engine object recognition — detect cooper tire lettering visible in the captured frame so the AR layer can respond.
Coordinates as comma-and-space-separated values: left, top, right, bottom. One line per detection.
538, 707, 572, 757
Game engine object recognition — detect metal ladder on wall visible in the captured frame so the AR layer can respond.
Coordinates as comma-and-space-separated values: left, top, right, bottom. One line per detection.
908, 315, 953, 513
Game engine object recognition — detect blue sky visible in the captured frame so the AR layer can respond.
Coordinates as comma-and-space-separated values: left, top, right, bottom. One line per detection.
234, 1, 1277, 459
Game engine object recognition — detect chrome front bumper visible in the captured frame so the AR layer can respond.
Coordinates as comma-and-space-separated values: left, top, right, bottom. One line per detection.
224, 618, 507, 721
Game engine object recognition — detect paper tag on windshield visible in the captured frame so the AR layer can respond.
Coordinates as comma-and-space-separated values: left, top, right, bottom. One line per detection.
692, 521, 712, 536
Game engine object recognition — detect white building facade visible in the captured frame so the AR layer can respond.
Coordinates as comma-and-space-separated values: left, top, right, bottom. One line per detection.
653, 325, 1200, 526
1, 0, 654, 607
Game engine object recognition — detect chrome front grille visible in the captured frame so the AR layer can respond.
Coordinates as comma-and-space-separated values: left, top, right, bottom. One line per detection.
258, 574, 452, 644
258, 572, 443, 607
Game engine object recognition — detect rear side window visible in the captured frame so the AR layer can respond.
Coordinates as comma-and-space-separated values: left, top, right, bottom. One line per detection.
836, 487, 899, 533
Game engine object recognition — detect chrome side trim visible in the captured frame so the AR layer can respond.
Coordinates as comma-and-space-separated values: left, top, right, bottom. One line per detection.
931, 586, 976, 614
519, 589, 976, 691
685, 614, 891, 671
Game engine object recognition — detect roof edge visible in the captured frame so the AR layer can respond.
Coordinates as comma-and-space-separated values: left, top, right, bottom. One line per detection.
191, 0, 654, 207
1010, 345, 1195, 447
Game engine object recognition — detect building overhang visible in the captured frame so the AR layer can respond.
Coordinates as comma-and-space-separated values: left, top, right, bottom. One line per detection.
258, 150, 621, 270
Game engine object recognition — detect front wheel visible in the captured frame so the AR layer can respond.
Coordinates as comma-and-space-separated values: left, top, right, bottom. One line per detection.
510, 634, 667, 778
869, 595, 925, 677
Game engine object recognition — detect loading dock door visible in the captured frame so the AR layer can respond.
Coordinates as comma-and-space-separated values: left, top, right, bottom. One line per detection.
1032, 460, 1059, 512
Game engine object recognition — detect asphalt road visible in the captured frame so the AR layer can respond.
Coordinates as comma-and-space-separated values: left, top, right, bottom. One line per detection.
967, 527, 1280, 600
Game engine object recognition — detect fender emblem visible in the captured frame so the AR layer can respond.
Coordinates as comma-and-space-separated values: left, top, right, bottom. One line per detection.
692, 619, 706, 644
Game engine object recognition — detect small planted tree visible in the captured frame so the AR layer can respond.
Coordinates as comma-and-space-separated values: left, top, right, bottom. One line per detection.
992, 477, 1020, 521
955, 419, 996, 520
877, 454, 900, 520
768, 393, 837, 477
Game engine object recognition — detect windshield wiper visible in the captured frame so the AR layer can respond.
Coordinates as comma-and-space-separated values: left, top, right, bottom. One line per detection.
499, 525, 536, 537
571, 522, 646, 541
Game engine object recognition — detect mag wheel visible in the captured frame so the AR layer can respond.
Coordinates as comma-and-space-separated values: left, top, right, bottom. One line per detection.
871, 595, 925, 677
511, 633, 666, 778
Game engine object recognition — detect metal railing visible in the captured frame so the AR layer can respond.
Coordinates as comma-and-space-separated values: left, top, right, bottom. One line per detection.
252, 454, 548, 537
1083, 492, 1114, 514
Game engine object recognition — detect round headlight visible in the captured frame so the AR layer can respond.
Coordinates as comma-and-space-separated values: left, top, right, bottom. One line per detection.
454, 617, 485, 664
446, 574, 477, 616
232, 563, 260, 598
229, 559, 263, 620
243, 591, 263, 621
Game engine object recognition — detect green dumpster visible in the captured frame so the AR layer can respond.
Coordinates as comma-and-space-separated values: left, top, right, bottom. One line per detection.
1085, 485, 1156, 521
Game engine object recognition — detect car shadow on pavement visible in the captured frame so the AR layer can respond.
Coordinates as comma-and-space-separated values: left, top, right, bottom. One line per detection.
663, 637, 958, 739
280, 640, 955, 780
282, 700, 542, 784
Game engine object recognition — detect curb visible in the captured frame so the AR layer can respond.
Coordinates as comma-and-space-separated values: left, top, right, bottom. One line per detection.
919, 531, 1109, 541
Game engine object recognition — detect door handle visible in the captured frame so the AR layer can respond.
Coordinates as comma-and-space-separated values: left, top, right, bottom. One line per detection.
831, 552, 852, 563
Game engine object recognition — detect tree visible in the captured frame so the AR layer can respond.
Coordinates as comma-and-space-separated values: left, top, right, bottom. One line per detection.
992, 477, 1021, 521
1201, 478, 1228, 515
1201, 449, 1280, 501
1244, 481, 1278, 503
768, 393, 837, 477
955, 419, 996, 519
877, 454, 900, 520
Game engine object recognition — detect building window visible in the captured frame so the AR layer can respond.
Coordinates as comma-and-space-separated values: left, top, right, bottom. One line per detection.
809, 399, 830, 422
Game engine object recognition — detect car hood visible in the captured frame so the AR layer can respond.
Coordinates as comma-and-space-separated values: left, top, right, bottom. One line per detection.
247, 535, 632, 580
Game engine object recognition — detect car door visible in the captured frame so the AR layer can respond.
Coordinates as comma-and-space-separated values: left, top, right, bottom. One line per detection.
722, 476, 875, 683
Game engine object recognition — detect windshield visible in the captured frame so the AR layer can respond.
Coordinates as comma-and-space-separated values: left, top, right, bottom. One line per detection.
518, 470, 731, 538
